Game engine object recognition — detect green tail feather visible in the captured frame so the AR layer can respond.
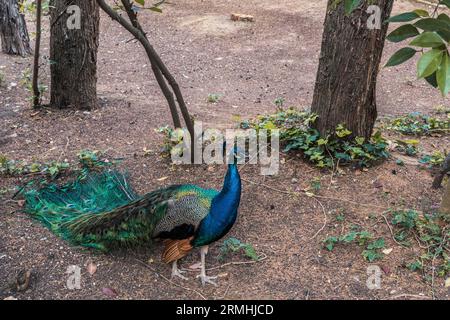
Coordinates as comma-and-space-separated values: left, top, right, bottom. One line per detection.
23, 170, 170, 251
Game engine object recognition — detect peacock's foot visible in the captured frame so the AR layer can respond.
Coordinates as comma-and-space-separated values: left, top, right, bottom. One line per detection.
196, 273, 218, 286
171, 261, 189, 280
171, 268, 188, 281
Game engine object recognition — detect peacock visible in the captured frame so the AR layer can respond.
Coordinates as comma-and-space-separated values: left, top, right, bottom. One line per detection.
22, 146, 243, 286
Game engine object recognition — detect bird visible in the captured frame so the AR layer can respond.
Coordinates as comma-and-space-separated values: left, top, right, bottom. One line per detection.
22, 146, 243, 286
432, 152, 450, 189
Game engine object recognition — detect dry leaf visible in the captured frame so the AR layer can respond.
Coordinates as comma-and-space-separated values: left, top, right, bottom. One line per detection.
445, 278, 450, 288
188, 262, 202, 270
87, 262, 97, 275
101, 287, 118, 297
382, 248, 393, 255
157, 176, 168, 182
17, 200, 25, 207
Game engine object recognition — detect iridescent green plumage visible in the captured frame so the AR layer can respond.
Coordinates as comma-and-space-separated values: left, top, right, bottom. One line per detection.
22, 170, 219, 251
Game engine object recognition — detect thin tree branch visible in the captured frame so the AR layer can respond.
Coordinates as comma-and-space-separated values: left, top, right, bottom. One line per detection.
96, 0, 194, 139
32, 0, 42, 107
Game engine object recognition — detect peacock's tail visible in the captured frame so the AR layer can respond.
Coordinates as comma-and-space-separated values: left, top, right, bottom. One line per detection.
23, 170, 170, 251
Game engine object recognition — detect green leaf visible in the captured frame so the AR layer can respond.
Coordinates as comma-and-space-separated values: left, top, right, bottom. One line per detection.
385, 47, 417, 67
425, 72, 438, 88
344, 0, 361, 15
387, 12, 421, 23
437, 53, 450, 96
387, 25, 420, 43
149, 6, 162, 13
413, 9, 429, 18
414, 18, 450, 32
417, 49, 444, 78
135, 0, 145, 6
410, 31, 446, 48
442, 0, 450, 9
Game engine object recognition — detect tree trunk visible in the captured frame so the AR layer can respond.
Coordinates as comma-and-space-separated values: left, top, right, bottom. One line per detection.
440, 181, 450, 217
49, 0, 99, 110
0, 0, 32, 56
311, 0, 394, 139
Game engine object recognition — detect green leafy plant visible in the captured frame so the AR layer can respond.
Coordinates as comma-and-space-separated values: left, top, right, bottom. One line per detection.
0, 150, 117, 179
323, 229, 385, 262
385, 1, 450, 96
390, 209, 450, 278
242, 108, 389, 168
219, 237, 260, 261
274, 97, 285, 109
155, 126, 185, 158
386, 112, 449, 135
419, 150, 446, 168
207, 93, 222, 103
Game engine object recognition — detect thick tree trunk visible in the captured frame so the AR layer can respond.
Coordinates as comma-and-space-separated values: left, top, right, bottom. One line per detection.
440, 181, 450, 217
311, 0, 394, 139
49, 0, 99, 110
0, 0, 32, 56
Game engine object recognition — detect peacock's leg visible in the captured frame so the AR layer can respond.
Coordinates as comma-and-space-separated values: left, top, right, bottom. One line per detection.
196, 245, 217, 286
171, 260, 188, 280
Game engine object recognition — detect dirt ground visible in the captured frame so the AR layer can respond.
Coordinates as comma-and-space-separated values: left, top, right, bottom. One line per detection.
0, 0, 449, 300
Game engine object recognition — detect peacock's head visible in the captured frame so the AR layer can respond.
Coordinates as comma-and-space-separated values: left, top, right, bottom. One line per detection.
222, 142, 246, 164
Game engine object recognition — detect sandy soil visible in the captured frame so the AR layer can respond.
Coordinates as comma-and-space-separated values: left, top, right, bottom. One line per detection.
0, 0, 449, 300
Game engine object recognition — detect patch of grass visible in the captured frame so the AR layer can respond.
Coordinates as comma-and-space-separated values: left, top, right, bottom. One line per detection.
323, 229, 385, 262
386, 112, 449, 136
219, 237, 260, 262
241, 108, 389, 168
207, 93, 222, 103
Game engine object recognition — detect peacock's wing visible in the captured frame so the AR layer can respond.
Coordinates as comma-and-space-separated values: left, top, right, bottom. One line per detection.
152, 185, 219, 240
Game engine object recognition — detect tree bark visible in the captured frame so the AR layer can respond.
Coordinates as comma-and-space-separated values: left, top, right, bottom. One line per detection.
440, 181, 450, 217
49, 0, 99, 110
32, 0, 42, 107
311, 0, 394, 139
0, 0, 32, 56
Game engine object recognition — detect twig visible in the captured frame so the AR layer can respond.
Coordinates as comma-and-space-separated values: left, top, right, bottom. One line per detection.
182, 254, 268, 272
309, 198, 327, 240
241, 178, 293, 195
390, 293, 431, 300
381, 212, 409, 247
206, 254, 267, 271
134, 259, 207, 300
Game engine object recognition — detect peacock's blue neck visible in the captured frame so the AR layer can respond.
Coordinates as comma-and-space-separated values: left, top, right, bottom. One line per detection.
192, 163, 241, 247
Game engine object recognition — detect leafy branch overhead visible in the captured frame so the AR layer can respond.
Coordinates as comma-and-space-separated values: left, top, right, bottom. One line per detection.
385, 1, 450, 96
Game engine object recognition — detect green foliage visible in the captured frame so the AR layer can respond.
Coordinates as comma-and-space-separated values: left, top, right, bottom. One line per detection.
20, 67, 47, 102
19, 0, 50, 15
207, 93, 222, 103
219, 237, 260, 261
156, 126, 185, 158
386, 2, 450, 96
242, 108, 389, 168
419, 150, 446, 168
274, 97, 285, 109
0, 150, 116, 179
323, 229, 385, 262
386, 112, 449, 135
0, 155, 70, 178
390, 209, 450, 278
